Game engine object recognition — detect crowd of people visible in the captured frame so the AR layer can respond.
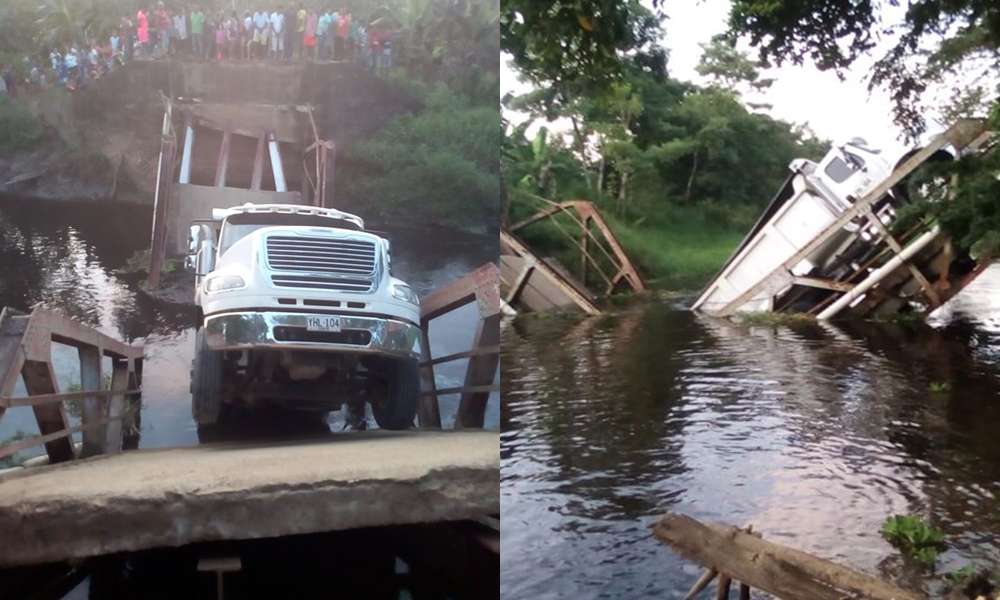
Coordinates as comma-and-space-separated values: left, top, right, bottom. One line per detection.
11, 2, 398, 93
129, 3, 396, 66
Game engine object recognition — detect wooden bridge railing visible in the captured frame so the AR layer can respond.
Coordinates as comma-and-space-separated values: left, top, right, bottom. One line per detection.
0, 307, 144, 465
417, 263, 501, 429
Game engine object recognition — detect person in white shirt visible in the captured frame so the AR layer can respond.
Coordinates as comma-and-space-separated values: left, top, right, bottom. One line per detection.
253, 10, 270, 59
172, 11, 187, 56
269, 11, 285, 60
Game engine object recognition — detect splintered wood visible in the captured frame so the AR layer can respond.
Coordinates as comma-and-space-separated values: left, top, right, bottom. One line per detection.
652, 513, 923, 600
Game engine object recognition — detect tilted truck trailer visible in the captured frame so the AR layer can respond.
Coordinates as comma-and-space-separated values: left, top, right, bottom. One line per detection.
692, 119, 994, 320
187, 203, 423, 429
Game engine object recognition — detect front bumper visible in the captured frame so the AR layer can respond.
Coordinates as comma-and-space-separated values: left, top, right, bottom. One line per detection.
203, 311, 422, 360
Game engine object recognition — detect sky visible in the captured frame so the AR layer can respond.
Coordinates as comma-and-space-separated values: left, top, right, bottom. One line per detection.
501, 0, 937, 163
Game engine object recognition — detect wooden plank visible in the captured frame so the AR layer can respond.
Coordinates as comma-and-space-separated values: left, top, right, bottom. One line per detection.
417, 329, 441, 429
420, 384, 500, 397
78, 345, 104, 458
104, 360, 131, 454
421, 263, 501, 322
457, 313, 501, 428
510, 204, 564, 231
501, 231, 601, 314
0, 388, 142, 408
0, 309, 28, 414
862, 207, 942, 307
791, 276, 856, 293
250, 133, 267, 191
0, 404, 137, 461
21, 360, 74, 463
652, 513, 922, 600
505, 260, 534, 304
24, 309, 141, 361
419, 346, 500, 368
147, 104, 175, 290
715, 119, 987, 316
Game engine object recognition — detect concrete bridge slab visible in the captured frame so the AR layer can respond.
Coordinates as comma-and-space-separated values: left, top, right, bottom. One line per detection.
0, 430, 499, 567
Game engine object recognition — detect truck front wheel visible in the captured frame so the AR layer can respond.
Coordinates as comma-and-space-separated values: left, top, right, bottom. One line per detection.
370, 358, 419, 430
191, 329, 225, 426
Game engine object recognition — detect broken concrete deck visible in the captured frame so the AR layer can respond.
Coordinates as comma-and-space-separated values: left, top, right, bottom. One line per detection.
0, 430, 499, 567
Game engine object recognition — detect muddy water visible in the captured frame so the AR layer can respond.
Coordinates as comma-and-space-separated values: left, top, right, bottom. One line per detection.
0, 198, 498, 460
501, 267, 1000, 598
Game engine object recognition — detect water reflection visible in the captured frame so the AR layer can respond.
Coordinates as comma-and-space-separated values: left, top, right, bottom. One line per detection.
501, 273, 1000, 598
0, 199, 499, 457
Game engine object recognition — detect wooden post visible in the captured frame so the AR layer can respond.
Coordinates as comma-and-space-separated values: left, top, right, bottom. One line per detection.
417, 330, 441, 429
456, 312, 501, 428
22, 360, 74, 463
78, 345, 104, 458
104, 358, 131, 454
147, 104, 175, 290
580, 215, 589, 286
250, 132, 266, 191
215, 129, 231, 188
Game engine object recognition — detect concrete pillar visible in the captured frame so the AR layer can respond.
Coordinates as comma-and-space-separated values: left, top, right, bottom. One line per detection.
179, 122, 195, 184
268, 133, 287, 192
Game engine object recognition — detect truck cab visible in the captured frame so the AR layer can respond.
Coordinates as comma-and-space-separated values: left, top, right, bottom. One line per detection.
188, 203, 422, 430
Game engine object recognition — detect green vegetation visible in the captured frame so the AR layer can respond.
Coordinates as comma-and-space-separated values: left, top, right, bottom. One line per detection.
880, 515, 946, 568
0, 96, 44, 152
945, 565, 978, 585
0, 431, 29, 468
928, 381, 952, 394
502, 5, 828, 290
341, 84, 500, 230
734, 311, 814, 328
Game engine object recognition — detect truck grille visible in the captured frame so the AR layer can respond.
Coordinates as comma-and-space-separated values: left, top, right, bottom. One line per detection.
266, 235, 378, 292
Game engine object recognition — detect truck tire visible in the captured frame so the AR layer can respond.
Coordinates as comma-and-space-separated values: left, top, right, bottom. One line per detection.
371, 358, 419, 430
191, 329, 225, 426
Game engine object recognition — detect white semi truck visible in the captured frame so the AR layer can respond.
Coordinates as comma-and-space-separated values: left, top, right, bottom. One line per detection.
186, 203, 423, 429
692, 138, 904, 314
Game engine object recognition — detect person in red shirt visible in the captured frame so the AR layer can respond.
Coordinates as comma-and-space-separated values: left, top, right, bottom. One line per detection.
336, 11, 351, 60
155, 2, 172, 56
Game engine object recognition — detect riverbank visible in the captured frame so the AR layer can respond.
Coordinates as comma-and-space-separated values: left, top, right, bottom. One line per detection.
0, 60, 499, 233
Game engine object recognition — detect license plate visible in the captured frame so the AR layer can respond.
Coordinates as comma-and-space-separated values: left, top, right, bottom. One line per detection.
305, 316, 342, 332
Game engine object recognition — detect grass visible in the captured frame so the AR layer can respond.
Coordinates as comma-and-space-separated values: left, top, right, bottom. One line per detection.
607, 212, 743, 291
880, 514, 946, 568
734, 311, 814, 327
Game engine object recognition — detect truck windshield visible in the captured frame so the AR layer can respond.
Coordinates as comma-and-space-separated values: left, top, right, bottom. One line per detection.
219, 213, 361, 255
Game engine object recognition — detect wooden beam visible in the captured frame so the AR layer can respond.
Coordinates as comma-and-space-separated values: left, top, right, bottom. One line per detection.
652, 513, 922, 600
457, 313, 500, 429
715, 119, 987, 316
420, 384, 500, 397
420, 263, 501, 323
417, 329, 441, 429
147, 103, 176, 290
510, 203, 564, 231
418, 346, 500, 368
862, 207, 942, 307
0, 404, 137, 462
505, 261, 534, 304
791, 276, 856, 292
21, 360, 74, 463
77, 345, 104, 458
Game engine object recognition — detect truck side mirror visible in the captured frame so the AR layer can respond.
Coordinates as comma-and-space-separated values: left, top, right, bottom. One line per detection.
185, 225, 202, 273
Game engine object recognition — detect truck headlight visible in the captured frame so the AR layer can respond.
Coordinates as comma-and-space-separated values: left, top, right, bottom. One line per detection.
391, 284, 419, 305
205, 274, 246, 293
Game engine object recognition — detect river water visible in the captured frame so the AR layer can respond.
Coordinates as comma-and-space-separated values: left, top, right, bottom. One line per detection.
501, 267, 1000, 597
0, 198, 499, 460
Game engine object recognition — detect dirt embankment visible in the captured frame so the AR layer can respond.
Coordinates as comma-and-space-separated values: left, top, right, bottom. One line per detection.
0, 61, 417, 205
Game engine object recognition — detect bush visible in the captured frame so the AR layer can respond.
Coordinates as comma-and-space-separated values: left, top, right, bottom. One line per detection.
341, 85, 500, 229
880, 514, 946, 568
0, 96, 44, 152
